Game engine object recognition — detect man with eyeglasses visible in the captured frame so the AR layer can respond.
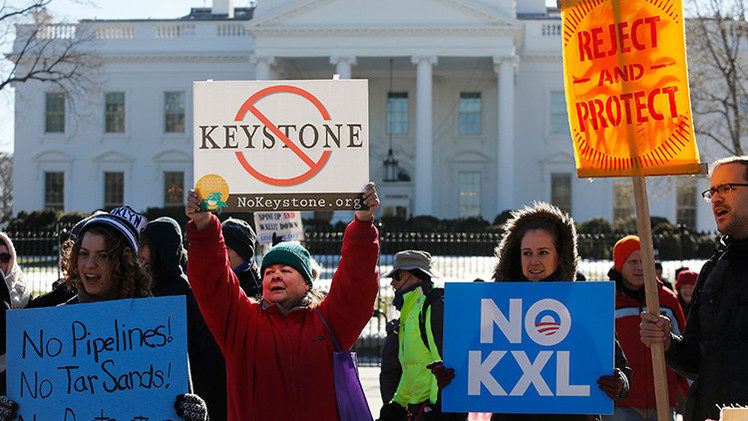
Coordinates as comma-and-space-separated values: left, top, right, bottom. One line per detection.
640, 156, 748, 421
379, 250, 465, 421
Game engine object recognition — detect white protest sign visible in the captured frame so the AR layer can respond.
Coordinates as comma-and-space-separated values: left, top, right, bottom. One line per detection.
253, 211, 304, 244
193, 79, 369, 212
6, 296, 189, 420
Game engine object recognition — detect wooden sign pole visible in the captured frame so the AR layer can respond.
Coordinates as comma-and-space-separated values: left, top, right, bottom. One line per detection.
632, 176, 670, 421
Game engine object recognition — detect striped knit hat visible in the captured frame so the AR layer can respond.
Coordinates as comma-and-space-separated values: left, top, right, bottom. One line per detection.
78, 206, 147, 252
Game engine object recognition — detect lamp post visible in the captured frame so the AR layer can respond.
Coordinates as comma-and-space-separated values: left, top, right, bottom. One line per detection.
383, 148, 398, 182
383, 58, 399, 182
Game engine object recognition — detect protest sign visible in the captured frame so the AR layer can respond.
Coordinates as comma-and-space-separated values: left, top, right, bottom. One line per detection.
6, 296, 189, 420
442, 281, 615, 415
254, 211, 304, 244
561, 0, 699, 177
193, 79, 369, 212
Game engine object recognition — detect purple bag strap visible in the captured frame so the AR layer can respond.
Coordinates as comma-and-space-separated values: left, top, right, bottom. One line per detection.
317, 309, 342, 352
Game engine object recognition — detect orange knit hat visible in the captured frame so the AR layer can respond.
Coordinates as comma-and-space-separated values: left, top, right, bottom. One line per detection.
613, 235, 640, 272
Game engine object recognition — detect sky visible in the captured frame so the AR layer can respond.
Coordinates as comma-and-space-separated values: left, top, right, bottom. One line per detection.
0, 0, 214, 154
0, 0, 557, 154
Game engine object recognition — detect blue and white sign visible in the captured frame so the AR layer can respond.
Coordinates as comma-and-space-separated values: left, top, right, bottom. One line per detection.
6, 296, 189, 420
442, 282, 615, 415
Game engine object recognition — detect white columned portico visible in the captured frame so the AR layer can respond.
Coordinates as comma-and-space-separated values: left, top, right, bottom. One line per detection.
252, 55, 275, 80
330, 56, 356, 79
494, 55, 517, 212
412, 55, 437, 216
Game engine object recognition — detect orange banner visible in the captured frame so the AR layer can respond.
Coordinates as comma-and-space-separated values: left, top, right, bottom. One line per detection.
561, 0, 700, 177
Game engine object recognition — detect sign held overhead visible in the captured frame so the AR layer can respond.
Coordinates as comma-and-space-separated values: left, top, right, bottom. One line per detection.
194, 79, 370, 212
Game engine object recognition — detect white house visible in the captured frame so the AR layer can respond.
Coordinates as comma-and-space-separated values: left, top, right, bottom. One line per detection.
11, 0, 716, 232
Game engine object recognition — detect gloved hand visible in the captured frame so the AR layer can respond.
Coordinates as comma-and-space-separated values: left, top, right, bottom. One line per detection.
597, 368, 625, 400
174, 393, 208, 421
0, 396, 18, 421
426, 360, 455, 389
378, 401, 408, 421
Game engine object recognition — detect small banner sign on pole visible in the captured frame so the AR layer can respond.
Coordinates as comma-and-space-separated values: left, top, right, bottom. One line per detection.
442, 282, 615, 415
254, 211, 304, 244
193, 79, 369, 212
6, 296, 189, 420
561, 0, 700, 177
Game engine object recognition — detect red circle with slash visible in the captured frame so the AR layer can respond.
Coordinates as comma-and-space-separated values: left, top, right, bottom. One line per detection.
233, 85, 332, 186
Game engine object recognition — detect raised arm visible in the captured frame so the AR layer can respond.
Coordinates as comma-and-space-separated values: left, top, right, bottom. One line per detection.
185, 189, 211, 230
355, 182, 380, 221
320, 182, 381, 349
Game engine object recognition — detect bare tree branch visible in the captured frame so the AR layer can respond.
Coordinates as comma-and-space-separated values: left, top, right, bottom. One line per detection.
687, 0, 748, 157
1, 0, 101, 113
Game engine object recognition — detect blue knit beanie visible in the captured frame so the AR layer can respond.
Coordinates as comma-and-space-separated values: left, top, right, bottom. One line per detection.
260, 242, 314, 284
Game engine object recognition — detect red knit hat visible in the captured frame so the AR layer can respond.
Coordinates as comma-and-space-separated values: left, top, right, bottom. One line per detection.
675, 270, 698, 290
613, 235, 640, 272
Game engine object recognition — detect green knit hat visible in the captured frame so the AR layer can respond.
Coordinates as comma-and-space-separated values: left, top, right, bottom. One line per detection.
260, 242, 314, 283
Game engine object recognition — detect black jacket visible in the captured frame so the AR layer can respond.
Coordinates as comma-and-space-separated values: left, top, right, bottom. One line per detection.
234, 261, 263, 300
380, 318, 402, 404
666, 235, 748, 421
144, 217, 227, 421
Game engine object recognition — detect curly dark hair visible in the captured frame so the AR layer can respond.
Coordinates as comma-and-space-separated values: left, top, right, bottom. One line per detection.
62, 225, 152, 299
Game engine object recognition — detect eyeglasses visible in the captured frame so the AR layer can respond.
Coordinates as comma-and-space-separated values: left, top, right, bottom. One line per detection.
0, 253, 10, 263
701, 183, 748, 203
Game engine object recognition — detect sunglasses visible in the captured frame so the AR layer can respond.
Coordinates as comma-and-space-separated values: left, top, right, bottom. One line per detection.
0, 253, 10, 263
393, 272, 410, 282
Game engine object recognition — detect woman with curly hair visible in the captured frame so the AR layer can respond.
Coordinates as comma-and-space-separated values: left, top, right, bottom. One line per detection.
61, 206, 152, 302
0, 206, 210, 421
427, 202, 632, 421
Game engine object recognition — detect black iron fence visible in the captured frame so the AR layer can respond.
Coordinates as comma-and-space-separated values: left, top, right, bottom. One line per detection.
4, 225, 715, 366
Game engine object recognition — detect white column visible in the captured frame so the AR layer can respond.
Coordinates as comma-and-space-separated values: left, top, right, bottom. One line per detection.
330, 56, 356, 79
212, 0, 234, 18
251, 55, 275, 80
494, 55, 517, 212
411, 55, 437, 216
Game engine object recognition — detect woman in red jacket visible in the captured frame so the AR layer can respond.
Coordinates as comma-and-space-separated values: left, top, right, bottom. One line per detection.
185, 183, 380, 421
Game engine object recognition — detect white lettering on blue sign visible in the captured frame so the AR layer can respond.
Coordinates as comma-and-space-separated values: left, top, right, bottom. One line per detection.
470, 298, 589, 397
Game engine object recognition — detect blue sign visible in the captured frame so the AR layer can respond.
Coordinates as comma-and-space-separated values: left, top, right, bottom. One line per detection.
442, 282, 615, 415
6, 296, 189, 420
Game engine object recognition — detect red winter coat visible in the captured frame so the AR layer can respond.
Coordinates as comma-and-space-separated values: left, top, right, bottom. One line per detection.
614, 280, 688, 409
186, 214, 380, 421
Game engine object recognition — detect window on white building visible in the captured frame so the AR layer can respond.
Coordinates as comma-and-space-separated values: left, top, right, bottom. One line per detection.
45, 93, 65, 133
676, 178, 697, 229
613, 178, 634, 221
459, 92, 481, 134
105, 92, 125, 133
551, 173, 572, 215
164, 171, 184, 207
550, 92, 570, 135
104, 171, 124, 209
44, 172, 64, 210
381, 206, 409, 218
459, 171, 481, 218
165, 92, 185, 133
387, 92, 408, 134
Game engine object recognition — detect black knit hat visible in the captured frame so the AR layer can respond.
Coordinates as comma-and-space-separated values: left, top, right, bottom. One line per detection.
222, 218, 257, 262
